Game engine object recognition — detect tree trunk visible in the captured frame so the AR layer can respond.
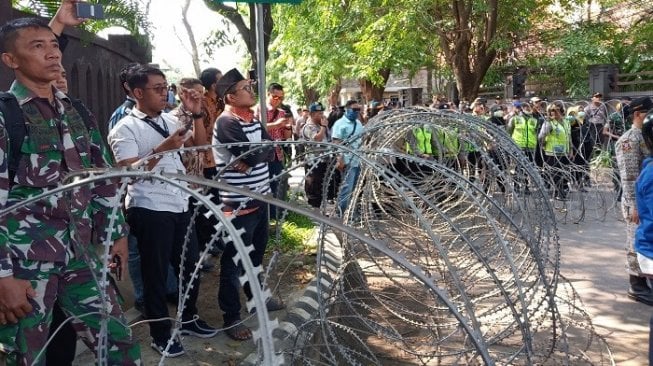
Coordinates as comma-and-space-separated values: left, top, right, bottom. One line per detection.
359, 68, 391, 103
303, 87, 319, 106
203, 2, 273, 72
433, 0, 498, 101
181, 0, 201, 77
328, 79, 342, 107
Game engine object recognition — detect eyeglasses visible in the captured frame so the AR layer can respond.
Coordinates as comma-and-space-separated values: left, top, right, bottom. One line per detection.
351, 108, 361, 112
270, 94, 284, 101
143, 84, 169, 94
228, 84, 253, 95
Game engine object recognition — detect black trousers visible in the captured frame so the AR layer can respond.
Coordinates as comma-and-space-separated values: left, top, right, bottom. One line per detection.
126, 207, 200, 342
218, 207, 269, 325
545, 154, 571, 197
304, 161, 328, 208
45, 302, 76, 365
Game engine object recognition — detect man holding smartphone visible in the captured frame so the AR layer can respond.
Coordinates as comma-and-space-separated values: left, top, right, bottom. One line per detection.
109, 65, 217, 358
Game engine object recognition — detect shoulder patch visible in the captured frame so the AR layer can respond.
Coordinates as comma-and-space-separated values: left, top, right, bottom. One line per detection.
621, 139, 631, 152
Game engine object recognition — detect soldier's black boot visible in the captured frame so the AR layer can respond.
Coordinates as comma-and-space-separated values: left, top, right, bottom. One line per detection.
628, 275, 653, 305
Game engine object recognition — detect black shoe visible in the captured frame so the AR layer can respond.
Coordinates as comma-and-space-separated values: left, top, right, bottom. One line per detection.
627, 287, 653, 305
250, 297, 286, 314
180, 318, 218, 338
150, 337, 184, 358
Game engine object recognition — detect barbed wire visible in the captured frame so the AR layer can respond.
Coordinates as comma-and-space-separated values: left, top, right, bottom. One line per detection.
1, 106, 623, 365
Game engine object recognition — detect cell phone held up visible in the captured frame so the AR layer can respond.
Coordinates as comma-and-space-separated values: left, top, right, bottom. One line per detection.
111, 255, 122, 281
75, 2, 104, 20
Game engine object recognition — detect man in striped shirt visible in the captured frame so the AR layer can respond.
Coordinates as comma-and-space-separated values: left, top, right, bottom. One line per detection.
212, 69, 285, 341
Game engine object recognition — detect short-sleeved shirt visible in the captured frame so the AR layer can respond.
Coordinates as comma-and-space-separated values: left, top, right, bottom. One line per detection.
302, 122, 329, 160
331, 116, 364, 167
109, 108, 189, 213
616, 126, 650, 207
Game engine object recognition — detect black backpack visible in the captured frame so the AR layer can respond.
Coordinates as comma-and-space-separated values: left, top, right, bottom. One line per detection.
0, 91, 95, 184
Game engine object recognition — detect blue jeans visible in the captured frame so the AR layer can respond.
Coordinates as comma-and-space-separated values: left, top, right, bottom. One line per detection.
338, 165, 361, 216
128, 233, 178, 304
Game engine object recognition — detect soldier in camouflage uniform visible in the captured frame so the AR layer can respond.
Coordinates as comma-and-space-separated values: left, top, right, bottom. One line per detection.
0, 17, 140, 365
615, 96, 653, 306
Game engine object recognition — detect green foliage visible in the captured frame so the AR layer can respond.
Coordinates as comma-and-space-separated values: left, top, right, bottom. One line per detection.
11, 0, 150, 42
268, 211, 315, 253
268, 0, 434, 101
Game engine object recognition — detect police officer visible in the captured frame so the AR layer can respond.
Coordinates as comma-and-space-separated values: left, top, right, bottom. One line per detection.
539, 103, 571, 200
615, 96, 653, 305
507, 101, 538, 193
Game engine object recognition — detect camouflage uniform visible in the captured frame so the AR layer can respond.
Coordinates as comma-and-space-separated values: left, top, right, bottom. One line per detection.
615, 124, 650, 276
0, 81, 140, 365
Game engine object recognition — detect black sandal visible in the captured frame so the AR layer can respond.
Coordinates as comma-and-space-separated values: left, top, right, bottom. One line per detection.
224, 321, 252, 341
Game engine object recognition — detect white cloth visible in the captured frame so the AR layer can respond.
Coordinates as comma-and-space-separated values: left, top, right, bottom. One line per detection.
108, 108, 189, 213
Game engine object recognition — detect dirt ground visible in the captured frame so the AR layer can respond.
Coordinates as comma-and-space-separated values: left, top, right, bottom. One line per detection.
73, 249, 316, 365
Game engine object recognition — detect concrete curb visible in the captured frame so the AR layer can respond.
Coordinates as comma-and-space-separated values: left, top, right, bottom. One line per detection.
241, 229, 343, 365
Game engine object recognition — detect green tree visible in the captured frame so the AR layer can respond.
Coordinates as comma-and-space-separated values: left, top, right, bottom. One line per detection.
202, 1, 273, 72
11, 0, 150, 41
269, 0, 433, 105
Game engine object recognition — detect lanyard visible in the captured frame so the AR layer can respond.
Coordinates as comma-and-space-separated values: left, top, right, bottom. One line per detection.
141, 115, 169, 138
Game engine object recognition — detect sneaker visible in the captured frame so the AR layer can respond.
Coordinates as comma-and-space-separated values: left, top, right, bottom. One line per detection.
180, 318, 218, 338
150, 337, 185, 358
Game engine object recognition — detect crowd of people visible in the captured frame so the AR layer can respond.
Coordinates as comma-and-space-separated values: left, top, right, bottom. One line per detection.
2, 1, 653, 364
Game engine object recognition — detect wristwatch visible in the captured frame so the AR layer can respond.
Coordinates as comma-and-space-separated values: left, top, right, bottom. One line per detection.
191, 111, 205, 119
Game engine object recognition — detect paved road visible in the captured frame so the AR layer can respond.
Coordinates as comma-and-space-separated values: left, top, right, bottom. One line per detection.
558, 210, 650, 365
71, 188, 651, 365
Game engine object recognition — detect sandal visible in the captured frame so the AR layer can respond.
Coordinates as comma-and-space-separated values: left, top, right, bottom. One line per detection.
224, 321, 252, 341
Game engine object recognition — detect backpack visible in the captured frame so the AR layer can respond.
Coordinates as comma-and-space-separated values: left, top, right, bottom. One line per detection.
0, 91, 95, 185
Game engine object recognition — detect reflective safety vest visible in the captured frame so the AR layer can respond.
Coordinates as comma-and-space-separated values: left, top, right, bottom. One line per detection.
511, 115, 537, 150
436, 128, 460, 158
406, 126, 433, 155
544, 120, 569, 155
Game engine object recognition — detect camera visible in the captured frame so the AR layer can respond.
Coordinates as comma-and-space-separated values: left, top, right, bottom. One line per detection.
75, 2, 104, 20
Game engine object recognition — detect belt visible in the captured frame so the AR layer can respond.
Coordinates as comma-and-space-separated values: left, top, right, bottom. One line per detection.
222, 206, 259, 217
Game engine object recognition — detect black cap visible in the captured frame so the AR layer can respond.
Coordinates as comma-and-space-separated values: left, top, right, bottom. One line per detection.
215, 68, 245, 98
630, 97, 653, 115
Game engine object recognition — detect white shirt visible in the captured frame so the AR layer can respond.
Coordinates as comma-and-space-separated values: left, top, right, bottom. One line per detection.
108, 108, 189, 213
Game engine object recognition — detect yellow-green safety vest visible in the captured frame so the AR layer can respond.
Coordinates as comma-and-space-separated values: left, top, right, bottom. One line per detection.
406, 126, 433, 155
511, 115, 537, 150
544, 120, 569, 155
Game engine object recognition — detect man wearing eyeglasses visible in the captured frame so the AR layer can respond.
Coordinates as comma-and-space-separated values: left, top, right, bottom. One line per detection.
108, 65, 218, 357
212, 69, 285, 342
332, 100, 365, 216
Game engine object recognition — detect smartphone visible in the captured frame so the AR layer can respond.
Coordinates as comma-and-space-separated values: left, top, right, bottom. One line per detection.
111, 255, 122, 281
248, 69, 257, 82
75, 2, 104, 19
